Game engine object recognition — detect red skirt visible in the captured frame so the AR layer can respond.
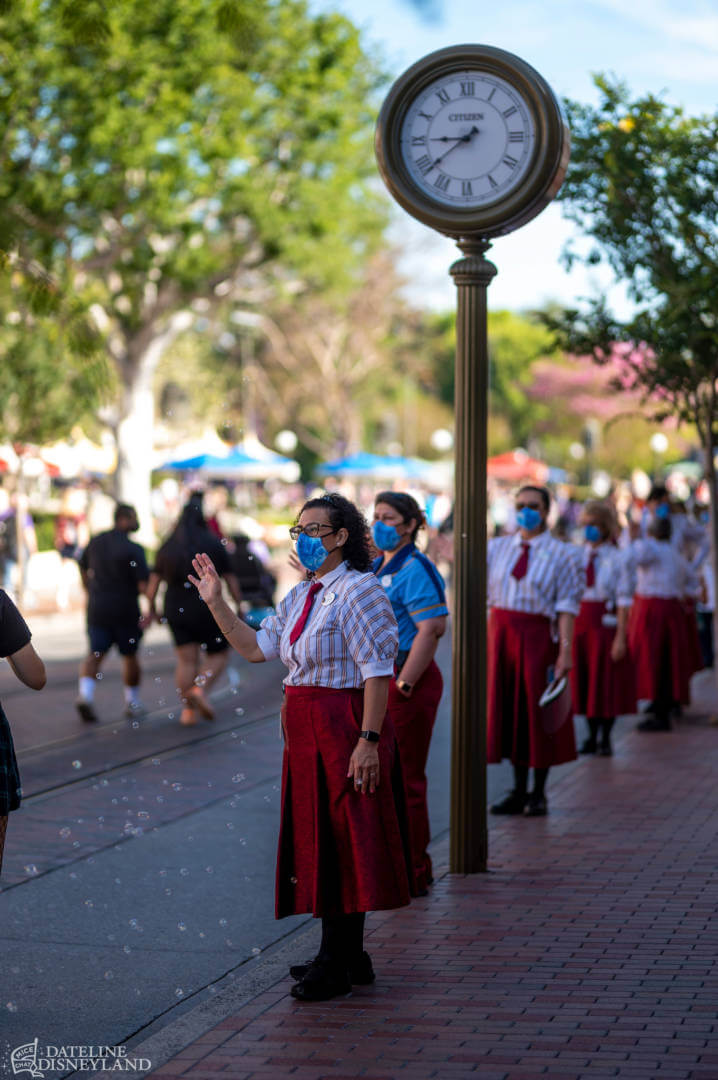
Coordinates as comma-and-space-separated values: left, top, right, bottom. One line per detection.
487, 608, 577, 769
571, 600, 636, 717
276, 685, 414, 918
628, 596, 693, 705
387, 659, 443, 895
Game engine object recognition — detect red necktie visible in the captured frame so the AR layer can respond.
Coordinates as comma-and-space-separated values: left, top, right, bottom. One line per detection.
289, 581, 323, 644
586, 552, 596, 588
511, 542, 531, 581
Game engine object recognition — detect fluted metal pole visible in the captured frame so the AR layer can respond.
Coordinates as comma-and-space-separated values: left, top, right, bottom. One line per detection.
449, 236, 496, 873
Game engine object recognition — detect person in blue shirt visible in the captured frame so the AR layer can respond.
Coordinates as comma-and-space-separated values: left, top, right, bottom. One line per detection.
372, 491, 448, 894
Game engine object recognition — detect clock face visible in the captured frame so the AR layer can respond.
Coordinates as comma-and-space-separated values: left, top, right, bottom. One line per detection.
400, 70, 536, 209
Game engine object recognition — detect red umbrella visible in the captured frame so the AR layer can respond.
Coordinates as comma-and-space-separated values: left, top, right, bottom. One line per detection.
487, 450, 549, 483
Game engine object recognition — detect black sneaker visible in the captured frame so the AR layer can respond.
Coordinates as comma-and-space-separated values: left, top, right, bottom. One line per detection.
290, 962, 352, 1002
579, 737, 597, 754
76, 699, 99, 723
524, 793, 548, 816
490, 790, 528, 815
636, 716, 670, 732
290, 951, 375, 985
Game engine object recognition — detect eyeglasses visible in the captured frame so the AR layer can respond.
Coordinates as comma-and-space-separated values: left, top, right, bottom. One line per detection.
289, 524, 337, 541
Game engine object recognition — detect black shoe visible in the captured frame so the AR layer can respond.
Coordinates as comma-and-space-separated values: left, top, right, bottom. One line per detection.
76, 699, 99, 723
290, 963, 352, 1002
490, 790, 528, 815
524, 793, 548, 816
579, 737, 597, 754
599, 741, 613, 756
636, 716, 671, 732
290, 951, 375, 985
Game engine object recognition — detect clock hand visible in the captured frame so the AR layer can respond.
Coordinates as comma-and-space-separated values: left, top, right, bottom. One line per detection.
432, 125, 479, 167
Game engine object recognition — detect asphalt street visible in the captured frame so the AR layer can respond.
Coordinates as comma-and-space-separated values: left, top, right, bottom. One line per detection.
1, 612, 513, 1064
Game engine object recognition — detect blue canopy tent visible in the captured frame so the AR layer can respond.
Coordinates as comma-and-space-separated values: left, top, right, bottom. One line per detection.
317, 452, 420, 479
157, 446, 299, 482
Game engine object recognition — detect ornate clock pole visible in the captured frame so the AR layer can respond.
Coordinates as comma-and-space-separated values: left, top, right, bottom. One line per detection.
375, 44, 569, 873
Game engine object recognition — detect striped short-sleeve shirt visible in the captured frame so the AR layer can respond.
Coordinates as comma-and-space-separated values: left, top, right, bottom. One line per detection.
256, 561, 398, 688
488, 530, 584, 618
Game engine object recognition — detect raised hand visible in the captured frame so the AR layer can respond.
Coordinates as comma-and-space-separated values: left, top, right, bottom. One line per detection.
188, 552, 222, 606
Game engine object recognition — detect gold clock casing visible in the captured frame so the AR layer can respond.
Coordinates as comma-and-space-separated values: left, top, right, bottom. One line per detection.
375, 44, 570, 239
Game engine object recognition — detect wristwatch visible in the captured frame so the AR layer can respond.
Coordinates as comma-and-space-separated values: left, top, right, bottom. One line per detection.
359, 730, 380, 742
396, 680, 413, 695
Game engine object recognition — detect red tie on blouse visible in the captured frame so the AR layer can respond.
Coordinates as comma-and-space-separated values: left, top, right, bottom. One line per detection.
511, 542, 531, 581
289, 581, 323, 644
586, 551, 596, 588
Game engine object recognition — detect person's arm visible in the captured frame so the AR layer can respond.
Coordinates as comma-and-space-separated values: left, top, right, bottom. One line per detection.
611, 605, 630, 662
189, 553, 265, 662
7, 641, 46, 690
396, 616, 447, 695
138, 571, 161, 628
554, 611, 575, 678
347, 675, 391, 795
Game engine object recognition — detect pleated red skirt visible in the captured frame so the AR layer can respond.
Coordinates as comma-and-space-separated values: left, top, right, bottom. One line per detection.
387, 659, 443, 895
628, 595, 693, 705
275, 685, 414, 919
571, 600, 636, 717
487, 608, 577, 769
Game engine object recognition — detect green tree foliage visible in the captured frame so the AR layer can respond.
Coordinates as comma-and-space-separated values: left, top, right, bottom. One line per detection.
550, 76, 718, 621
0, 0, 388, 528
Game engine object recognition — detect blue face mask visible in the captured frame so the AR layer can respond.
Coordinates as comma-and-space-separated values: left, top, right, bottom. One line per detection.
655, 503, 670, 519
372, 520, 401, 551
585, 524, 602, 543
295, 531, 331, 572
516, 507, 542, 531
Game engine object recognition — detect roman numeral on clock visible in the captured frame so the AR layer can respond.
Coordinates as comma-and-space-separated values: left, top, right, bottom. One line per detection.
461, 180, 473, 195
503, 155, 518, 169
415, 154, 433, 175
508, 131, 525, 142
411, 135, 426, 146
436, 88, 450, 105
434, 172, 450, 191
460, 82, 475, 96
488, 174, 498, 189
503, 106, 518, 118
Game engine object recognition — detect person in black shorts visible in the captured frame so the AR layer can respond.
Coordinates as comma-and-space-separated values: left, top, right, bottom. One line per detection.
144, 494, 242, 725
76, 503, 150, 723
0, 589, 46, 873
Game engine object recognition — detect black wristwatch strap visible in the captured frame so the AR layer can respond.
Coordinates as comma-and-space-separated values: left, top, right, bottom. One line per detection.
359, 730, 380, 742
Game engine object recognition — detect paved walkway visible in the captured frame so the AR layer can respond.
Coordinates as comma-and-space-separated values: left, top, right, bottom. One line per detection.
135, 674, 718, 1080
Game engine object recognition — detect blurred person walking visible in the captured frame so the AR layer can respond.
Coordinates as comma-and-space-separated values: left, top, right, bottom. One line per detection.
76, 504, 150, 723
572, 501, 635, 756
0, 489, 38, 605
144, 494, 242, 726
189, 492, 413, 1002
0, 589, 46, 873
487, 485, 583, 817
628, 515, 696, 732
371, 491, 448, 895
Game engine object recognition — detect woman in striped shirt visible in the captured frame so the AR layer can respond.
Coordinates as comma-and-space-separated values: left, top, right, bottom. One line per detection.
189, 493, 413, 1002
487, 485, 584, 816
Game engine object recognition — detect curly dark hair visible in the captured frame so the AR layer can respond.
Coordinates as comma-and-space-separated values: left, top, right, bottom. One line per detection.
374, 490, 425, 540
297, 492, 372, 572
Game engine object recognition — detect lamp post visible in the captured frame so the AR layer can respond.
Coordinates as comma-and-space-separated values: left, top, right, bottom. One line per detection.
375, 45, 569, 873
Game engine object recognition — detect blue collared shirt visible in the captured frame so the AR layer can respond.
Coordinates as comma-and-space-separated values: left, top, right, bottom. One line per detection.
373, 543, 448, 653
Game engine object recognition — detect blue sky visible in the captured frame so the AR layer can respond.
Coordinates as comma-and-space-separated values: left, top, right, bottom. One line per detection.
314, 0, 718, 313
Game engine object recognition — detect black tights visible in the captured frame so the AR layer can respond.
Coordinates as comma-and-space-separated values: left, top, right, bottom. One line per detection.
319, 913, 366, 969
513, 764, 549, 799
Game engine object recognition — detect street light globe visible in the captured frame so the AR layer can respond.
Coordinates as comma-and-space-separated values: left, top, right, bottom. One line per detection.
568, 442, 586, 461
430, 428, 454, 453
592, 471, 612, 497
649, 432, 669, 454
275, 429, 298, 454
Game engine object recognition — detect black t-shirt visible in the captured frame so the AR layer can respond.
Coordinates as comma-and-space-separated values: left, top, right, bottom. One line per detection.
80, 529, 149, 624
0, 589, 31, 657
154, 532, 230, 617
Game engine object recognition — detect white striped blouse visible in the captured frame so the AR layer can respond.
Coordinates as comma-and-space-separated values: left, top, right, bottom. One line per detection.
256, 561, 398, 688
581, 542, 634, 609
628, 538, 691, 599
488, 530, 584, 618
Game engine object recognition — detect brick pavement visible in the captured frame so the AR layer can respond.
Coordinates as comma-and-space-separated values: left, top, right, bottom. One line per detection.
148, 701, 718, 1080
